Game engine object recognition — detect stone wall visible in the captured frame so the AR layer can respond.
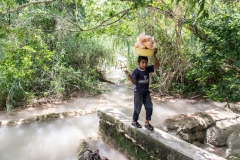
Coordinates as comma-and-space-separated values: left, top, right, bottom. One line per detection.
97, 108, 226, 160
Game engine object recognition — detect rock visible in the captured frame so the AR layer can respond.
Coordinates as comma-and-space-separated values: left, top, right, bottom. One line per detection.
206, 118, 240, 147
47, 113, 60, 119
164, 112, 215, 133
33, 98, 47, 106
70, 91, 80, 98
228, 156, 240, 160
164, 107, 240, 147
205, 108, 240, 121
177, 131, 205, 143
6, 120, 18, 126
164, 114, 189, 131
228, 107, 240, 115
77, 139, 101, 160
226, 131, 240, 158
22, 117, 35, 123
97, 108, 225, 160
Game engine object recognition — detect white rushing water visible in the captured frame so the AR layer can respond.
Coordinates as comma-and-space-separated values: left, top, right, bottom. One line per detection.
0, 113, 128, 160
0, 114, 99, 160
0, 56, 227, 159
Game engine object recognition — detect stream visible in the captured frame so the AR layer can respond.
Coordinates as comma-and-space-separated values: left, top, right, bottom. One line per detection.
0, 57, 227, 160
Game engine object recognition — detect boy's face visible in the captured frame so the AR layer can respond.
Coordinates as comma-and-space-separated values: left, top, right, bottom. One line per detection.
139, 60, 148, 70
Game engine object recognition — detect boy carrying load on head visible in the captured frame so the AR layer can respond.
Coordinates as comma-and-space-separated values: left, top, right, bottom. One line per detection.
124, 48, 159, 130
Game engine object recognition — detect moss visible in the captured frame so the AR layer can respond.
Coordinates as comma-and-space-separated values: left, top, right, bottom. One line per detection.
98, 116, 192, 160
97, 110, 195, 160
99, 120, 154, 160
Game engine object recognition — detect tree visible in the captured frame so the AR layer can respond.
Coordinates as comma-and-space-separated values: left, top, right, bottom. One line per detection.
187, 12, 240, 104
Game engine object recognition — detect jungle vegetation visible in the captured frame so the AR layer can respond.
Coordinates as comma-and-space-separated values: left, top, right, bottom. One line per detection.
0, 0, 239, 113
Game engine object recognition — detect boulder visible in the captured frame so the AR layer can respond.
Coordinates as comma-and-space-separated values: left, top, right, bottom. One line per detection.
164, 112, 215, 133
206, 118, 240, 146
97, 108, 226, 160
177, 131, 205, 143
164, 107, 240, 146
205, 108, 240, 121
226, 131, 240, 158
77, 139, 101, 160
228, 156, 240, 160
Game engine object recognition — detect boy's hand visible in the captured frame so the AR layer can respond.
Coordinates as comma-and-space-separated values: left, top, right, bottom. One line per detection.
125, 70, 136, 84
124, 70, 131, 76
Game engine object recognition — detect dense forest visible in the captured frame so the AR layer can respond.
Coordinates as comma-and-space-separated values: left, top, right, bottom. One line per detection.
0, 0, 239, 113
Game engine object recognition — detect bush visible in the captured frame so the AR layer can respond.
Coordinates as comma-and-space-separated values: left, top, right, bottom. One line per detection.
187, 14, 240, 103
0, 25, 116, 112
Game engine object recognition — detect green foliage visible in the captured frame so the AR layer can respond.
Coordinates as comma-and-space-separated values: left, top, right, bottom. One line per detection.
32, 51, 102, 97
0, 26, 53, 111
131, 0, 154, 8
120, 7, 191, 94
0, 0, 240, 112
187, 13, 240, 103
0, 1, 117, 111
31, 15, 57, 33
58, 33, 115, 70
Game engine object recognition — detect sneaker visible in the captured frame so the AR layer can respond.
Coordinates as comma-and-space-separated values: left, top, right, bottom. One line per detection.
144, 123, 154, 130
132, 121, 142, 128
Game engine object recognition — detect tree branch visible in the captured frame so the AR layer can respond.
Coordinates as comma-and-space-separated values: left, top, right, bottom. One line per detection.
146, 5, 177, 21
0, 0, 56, 15
48, 12, 84, 31
146, 5, 207, 39
120, 0, 208, 39
83, 8, 132, 31
44, 8, 132, 32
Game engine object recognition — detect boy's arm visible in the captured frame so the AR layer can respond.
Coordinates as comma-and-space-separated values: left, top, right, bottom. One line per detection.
124, 70, 136, 84
153, 48, 160, 69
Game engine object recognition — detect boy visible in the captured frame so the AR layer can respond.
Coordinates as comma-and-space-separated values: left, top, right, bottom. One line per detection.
124, 49, 159, 130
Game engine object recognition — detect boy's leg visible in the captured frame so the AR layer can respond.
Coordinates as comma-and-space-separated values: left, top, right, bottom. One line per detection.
143, 93, 153, 122
133, 92, 143, 122
143, 93, 154, 130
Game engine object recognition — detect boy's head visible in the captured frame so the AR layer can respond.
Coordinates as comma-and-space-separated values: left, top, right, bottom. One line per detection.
137, 56, 148, 70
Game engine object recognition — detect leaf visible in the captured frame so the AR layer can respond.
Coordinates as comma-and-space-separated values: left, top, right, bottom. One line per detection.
211, 0, 215, 5
176, 0, 181, 4
197, 0, 205, 16
233, 60, 240, 67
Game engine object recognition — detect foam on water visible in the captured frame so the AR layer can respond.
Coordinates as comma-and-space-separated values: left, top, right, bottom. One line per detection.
0, 114, 99, 160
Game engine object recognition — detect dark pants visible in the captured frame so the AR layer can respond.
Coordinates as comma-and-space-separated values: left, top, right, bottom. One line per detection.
133, 92, 153, 122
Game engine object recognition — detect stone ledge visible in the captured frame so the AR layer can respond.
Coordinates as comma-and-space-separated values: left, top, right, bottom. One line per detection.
97, 108, 226, 160
0, 109, 96, 127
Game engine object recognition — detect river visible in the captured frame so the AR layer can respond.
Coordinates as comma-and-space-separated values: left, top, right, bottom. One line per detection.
0, 58, 226, 159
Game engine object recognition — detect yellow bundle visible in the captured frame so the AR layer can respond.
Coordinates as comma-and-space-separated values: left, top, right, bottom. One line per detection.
134, 33, 156, 49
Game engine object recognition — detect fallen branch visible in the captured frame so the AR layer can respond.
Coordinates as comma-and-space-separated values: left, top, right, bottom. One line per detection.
98, 77, 115, 85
